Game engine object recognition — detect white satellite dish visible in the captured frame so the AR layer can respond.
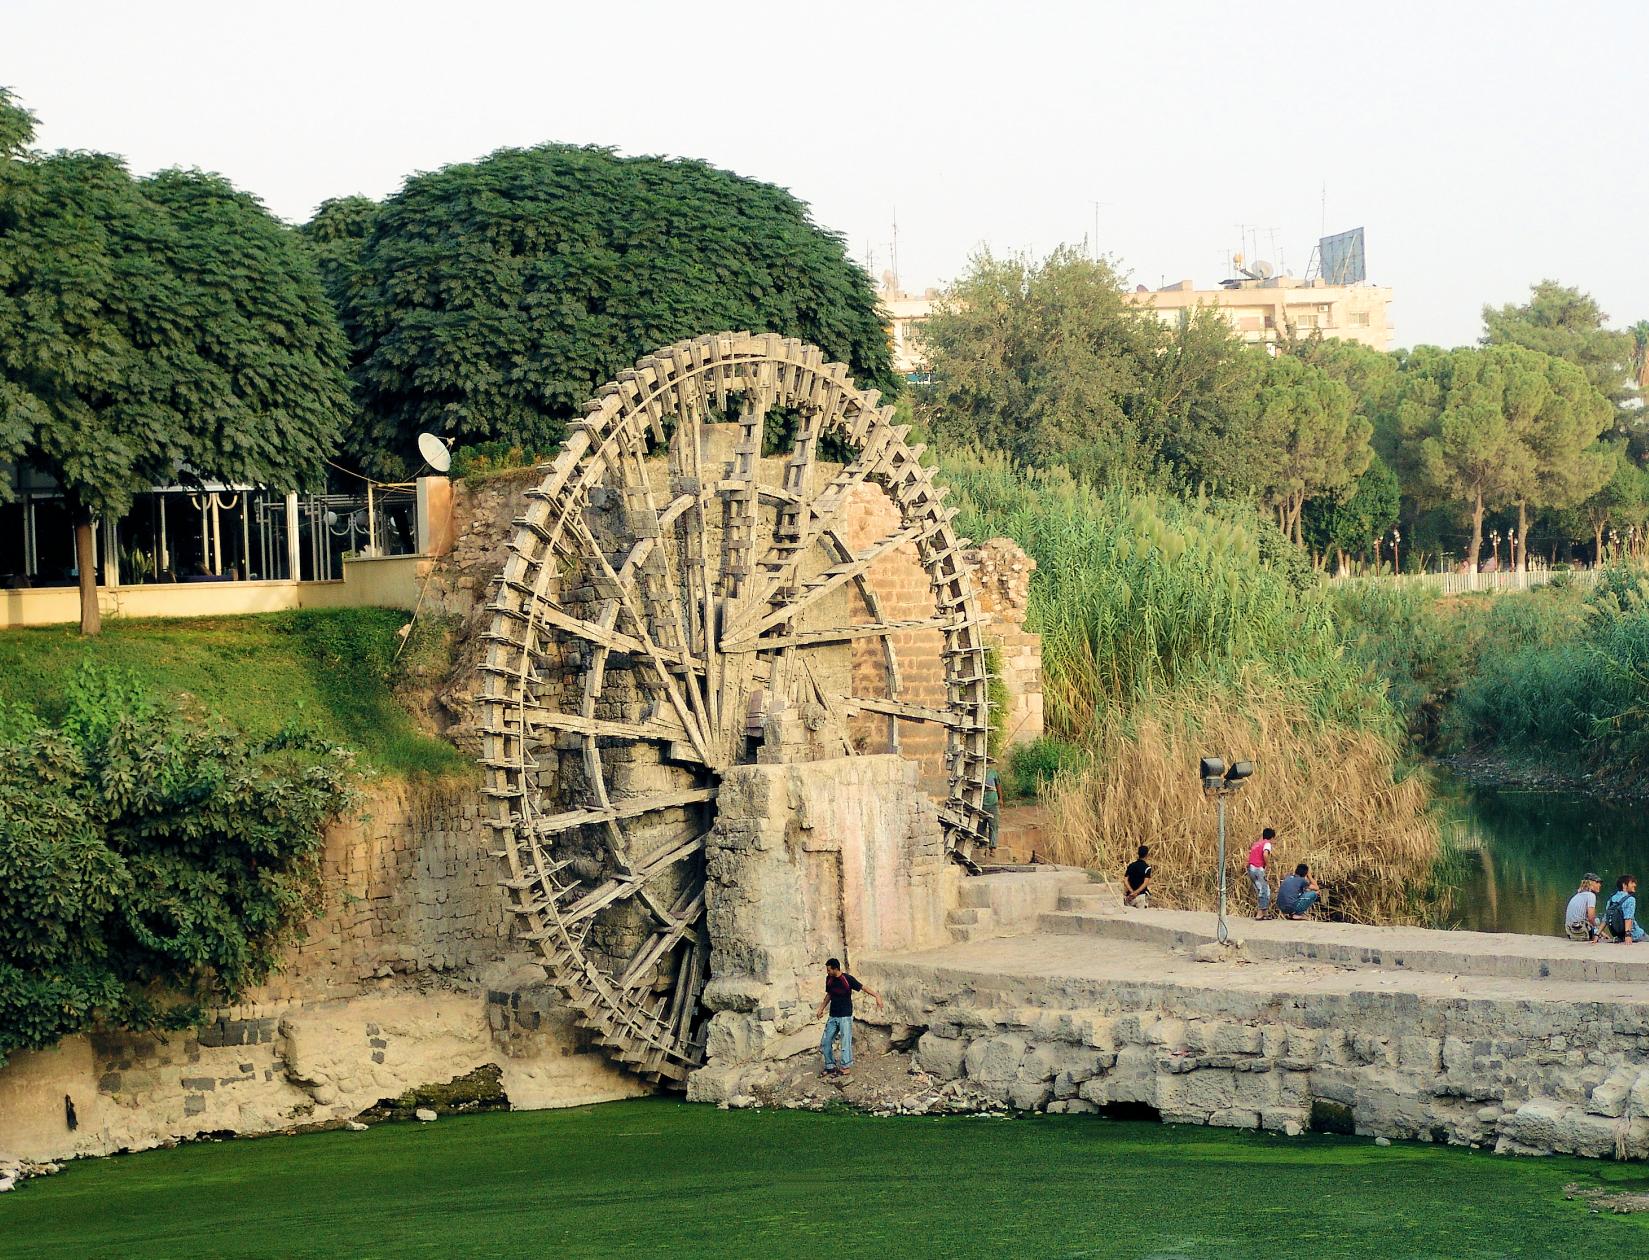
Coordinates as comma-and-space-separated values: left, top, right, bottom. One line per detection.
1250, 259, 1275, 280
417, 431, 453, 473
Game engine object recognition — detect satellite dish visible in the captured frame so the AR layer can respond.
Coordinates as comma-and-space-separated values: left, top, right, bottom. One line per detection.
417, 431, 453, 473
1251, 259, 1275, 280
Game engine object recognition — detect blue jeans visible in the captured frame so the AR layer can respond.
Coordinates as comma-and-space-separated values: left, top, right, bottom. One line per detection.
1282, 889, 1319, 916
821, 1016, 853, 1070
1248, 865, 1270, 912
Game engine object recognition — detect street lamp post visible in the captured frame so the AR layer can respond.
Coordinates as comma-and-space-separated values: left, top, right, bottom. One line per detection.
1391, 527, 1401, 577
1490, 530, 1500, 573
1199, 757, 1255, 944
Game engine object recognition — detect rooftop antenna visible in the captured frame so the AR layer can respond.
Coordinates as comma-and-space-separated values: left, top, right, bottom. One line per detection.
890, 209, 900, 295
1090, 201, 1111, 262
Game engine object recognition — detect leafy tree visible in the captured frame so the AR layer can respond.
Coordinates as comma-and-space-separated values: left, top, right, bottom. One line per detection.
0, 665, 354, 1065
918, 246, 1161, 480
1250, 355, 1370, 542
0, 92, 349, 633
1167, 353, 1369, 543
1302, 453, 1400, 571
1554, 442, 1649, 562
329, 145, 892, 477
1483, 280, 1636, 415
300, 193, 379, 308
1391, 345, 1611, 569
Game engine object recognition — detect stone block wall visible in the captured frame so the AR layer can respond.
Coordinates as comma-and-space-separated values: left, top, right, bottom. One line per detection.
276, 782, 510, 996
865, 959, 1649, 1160
696, 755, 958, 1077
0, 782, 642, 1163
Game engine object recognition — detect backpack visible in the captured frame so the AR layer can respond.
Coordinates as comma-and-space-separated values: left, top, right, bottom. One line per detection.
1606, 892, 1630, 939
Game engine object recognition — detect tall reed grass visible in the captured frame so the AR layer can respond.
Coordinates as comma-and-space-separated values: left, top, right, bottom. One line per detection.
946, 451, 1443, 922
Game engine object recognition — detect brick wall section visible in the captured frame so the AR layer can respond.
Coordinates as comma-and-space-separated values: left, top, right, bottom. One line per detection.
840, 483, 1045, 790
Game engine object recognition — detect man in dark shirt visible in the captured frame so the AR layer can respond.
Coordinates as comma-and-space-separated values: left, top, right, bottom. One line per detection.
1124, 845, 1152, 908
1276, 863, 1320, 920
814, 957, 882, 1078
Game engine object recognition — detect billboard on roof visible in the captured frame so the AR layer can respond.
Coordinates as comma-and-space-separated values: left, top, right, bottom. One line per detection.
1319, 228, 1366, 285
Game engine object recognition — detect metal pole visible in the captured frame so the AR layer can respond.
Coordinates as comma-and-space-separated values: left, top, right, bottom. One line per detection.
367, 482, 378, 556
1216, 792, 1229, 944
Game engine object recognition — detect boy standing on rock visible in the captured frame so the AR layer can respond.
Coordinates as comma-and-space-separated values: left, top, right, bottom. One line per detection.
816, 957, 882, 1079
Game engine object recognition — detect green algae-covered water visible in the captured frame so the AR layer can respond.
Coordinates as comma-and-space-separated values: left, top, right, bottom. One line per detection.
2, 1099, 1646, 1260
1439, 776, 1648, 937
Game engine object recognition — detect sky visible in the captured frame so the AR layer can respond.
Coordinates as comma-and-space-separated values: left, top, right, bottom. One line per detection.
6, 0, 1646, 349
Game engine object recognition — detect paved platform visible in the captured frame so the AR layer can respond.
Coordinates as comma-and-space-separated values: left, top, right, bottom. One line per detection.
1040, 887, 1649, 986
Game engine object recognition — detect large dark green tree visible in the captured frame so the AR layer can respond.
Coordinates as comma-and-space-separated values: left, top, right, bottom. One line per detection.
326, 145, 894, 477
0, 90, 350, 633
1483, 281, 1636, 415
1390, 344, 1611, 569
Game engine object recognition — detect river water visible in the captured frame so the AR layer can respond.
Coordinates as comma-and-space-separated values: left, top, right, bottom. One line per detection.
1436, 774, 1648, 936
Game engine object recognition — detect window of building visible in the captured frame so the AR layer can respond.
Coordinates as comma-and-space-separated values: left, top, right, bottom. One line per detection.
1350, 311, 1371, 327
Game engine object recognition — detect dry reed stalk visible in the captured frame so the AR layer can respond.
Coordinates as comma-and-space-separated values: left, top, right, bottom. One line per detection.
1043, 688, 1441, 925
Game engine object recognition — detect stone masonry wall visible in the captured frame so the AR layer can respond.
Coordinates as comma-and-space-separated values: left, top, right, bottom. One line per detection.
693, 755, 958, 1090
0, 782, 642, 1162
868, 959, 1649, 1160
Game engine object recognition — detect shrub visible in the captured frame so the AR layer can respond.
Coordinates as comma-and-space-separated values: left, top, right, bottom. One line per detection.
1004, 737, 1086, 800
0, 664, 355, 1064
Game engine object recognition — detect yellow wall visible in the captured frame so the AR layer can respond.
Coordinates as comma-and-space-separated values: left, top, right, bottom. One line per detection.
0, 556, 431, 629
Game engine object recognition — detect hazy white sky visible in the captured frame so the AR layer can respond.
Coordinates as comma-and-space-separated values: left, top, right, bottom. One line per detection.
7, 0, 1645, 348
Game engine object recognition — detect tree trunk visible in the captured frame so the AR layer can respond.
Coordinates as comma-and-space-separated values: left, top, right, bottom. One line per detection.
72, 500, 101, 636
1594, 524, 1605, 567
1468, 493, 1485, 572
1516, 500, 1528, 572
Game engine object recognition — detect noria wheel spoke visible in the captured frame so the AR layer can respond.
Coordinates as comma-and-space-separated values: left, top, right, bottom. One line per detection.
479, 332, 993, 1086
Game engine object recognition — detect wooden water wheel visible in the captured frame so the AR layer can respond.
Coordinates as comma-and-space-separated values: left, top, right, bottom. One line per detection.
478, 332, 991, 1084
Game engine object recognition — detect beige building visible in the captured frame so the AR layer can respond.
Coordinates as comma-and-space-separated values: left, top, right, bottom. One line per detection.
881, 270, 1394, 375
1126, 276, 1394, 352
879, 273, 940, 377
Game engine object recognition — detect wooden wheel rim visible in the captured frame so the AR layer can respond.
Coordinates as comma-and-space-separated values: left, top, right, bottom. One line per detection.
478, 332, 990, 1082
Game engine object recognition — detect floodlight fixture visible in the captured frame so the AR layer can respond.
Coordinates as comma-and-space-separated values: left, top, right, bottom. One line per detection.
1199, 756, 1226, 792
1200, 754, 1256, 944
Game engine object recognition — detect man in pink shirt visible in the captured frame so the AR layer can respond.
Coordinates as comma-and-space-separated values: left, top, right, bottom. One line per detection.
1247, 827, 1276, 918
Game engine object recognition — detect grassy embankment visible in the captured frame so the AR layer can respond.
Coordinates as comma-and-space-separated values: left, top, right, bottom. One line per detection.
0, 609, 466, 779
946, 453, 1439, 923
1, 1099, 1644, 1260
1329, 569, 1649, 787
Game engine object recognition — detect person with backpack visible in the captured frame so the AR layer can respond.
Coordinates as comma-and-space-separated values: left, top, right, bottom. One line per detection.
1247, 828, 1276, 919
1603, 875, 1644, 943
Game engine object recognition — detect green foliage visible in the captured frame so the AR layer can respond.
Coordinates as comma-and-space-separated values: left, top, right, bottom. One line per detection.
0, 610, 466, 777
0, 664, 355, 1063
916, 250, 1372, 538
326, 145, 893, 476
1003, 736, 1086, 799
0, 103, 349, 520
1303, 454, 1401, 560
916, 247, 1164, 479
1483, 279, 1637, 414
1452, 595, 1649, 775
942, 451, 1385, 739
1389, 344, 1613, 565
449, 439, 558, 480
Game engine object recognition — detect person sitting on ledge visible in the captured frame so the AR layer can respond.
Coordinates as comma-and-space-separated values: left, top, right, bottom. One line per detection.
1123, 845, 1152, 908
1275, 862, 1320, 920
1565, 872, 1603, 942
1603, 875, 1644, 943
